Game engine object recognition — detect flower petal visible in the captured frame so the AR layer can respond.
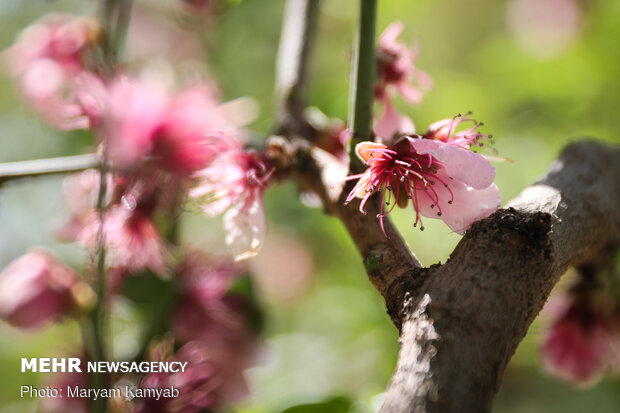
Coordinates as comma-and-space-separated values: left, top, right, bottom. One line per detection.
379, 21, 405, 49
408, 137, 496, 189
416, 172, 501, 234
375, 97, 415, 141
355, 141, 388, 164
223, 194, 266, 261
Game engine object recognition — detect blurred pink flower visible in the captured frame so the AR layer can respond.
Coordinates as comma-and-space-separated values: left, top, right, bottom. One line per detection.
345, 136, 500, 234
103, 77, 241, 176
175, 251, 241, 301
136, 341, 216, 413
138, 338, 258, 412
5, 14, 100, 75
152, 87, 239, 176
103, 77, 170, 170
375, 21, 432, 105
191, 149, 273, 260
423, 112, 493, 150
4, 14, 103, 130
172, 252, 249, 345
0, 250, 86, 330
60, 170, 176, 277
78, 206, 168, 276
542, 301, 616, 384
57, 169, 113, 242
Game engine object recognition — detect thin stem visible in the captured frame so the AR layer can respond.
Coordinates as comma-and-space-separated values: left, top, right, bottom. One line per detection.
114, 0, 134, 62
100, 0, 119, 66
0, 154, 100, 183
348, 0, 377, 170
275, 0, 321, 135
88, 147, 109, 413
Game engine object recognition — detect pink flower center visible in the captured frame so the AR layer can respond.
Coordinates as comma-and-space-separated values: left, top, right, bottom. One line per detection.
346, 140, 454, 233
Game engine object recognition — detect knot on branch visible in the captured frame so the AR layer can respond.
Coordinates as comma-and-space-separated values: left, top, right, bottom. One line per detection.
459, 208, 554, 265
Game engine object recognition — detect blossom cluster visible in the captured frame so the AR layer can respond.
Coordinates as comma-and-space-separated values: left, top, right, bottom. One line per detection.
0, 7, 267, 413
0, 7, 527, 413
345, 21, 501, 234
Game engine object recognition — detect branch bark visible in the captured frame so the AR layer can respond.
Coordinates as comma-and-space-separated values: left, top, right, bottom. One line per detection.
272, 2, 620, 411
379, 141, 620, 413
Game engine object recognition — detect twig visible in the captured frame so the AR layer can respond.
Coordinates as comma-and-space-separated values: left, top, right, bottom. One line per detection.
348, 0, 377, 169
275, 0, 321, 136
0, 154, 100, 183
274, 0, 421, 318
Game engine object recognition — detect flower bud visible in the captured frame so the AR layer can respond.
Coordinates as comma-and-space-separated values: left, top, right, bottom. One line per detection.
0, 250, 83, 330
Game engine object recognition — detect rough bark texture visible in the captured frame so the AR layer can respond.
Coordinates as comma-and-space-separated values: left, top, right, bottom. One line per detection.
272, 2, 620, 412
379, 141, 620, 413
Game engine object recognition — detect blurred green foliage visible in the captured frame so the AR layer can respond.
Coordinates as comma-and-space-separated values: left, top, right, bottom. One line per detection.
0, 0, 618, 412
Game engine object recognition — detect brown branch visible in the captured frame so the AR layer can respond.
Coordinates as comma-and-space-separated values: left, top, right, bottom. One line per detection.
379, 141, 620, 413
295, 149, 421, 312
272, 1, 619, 411
274, 0, 422, 316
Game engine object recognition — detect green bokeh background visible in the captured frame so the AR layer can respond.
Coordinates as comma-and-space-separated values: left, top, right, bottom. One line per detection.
0, 0, 619, 412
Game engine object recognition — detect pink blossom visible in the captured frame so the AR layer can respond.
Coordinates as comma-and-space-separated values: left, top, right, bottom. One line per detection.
375, 96, 416, 142
0, 250, 87, 330
60, 169, 174, 276
78, 205, 168, 276
542, 302, 615, 384
151, 87, 238, 176
137, 338, 258, 412
103, 77, 170, 170
175, 251, 241, 301
345, 136, 500, 234
191, 149, 273, 260
5, 14, 100, 75
137, 341, 217, 413
375, 21, 432, 104
103, 77, 240, 176
423, 112, 493, 150
172, 253, 249, 345
57, 169, 113, 242
4, 14, 103, 130
171, 253, 261, 406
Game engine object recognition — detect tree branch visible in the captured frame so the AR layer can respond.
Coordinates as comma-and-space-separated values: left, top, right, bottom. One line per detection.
274, 0, 422, 321
379, 141, 620, 413
271, 3, 620, 411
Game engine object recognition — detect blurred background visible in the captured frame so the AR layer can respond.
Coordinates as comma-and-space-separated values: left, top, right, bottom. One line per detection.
0, 0, 619, 412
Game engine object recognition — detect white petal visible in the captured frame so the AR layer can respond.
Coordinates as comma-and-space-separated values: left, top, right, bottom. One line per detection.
310, 146, 348, 202
223, 195, 266, 261
409, 138, 496, 189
